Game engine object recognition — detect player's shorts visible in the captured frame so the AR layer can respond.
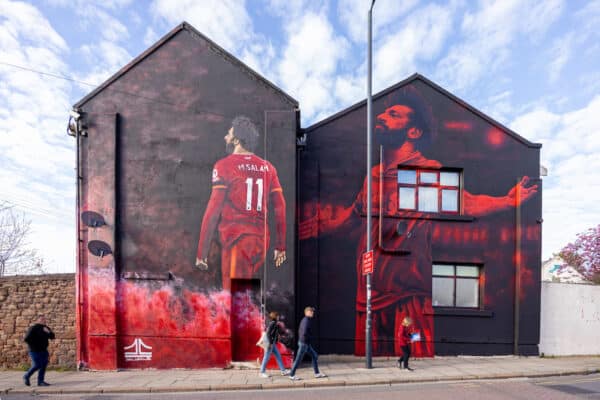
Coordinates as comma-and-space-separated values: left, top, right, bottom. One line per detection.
221, 235, 266, 290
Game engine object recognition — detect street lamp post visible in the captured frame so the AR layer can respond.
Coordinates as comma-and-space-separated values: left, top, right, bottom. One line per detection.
365, 0, 376, 370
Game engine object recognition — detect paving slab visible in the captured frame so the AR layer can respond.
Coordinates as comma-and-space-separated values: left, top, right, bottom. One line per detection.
1, 355, 599, 394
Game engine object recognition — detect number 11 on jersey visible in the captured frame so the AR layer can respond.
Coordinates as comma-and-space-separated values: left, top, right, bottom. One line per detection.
245, 178, 264, 211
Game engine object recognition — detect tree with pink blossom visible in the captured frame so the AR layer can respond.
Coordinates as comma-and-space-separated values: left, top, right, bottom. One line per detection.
558, 224, 600, 284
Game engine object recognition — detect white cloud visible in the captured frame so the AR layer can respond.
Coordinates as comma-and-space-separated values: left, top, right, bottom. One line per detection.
149, 0, 281, 88
0, 0, 67, 53
334, 74, 364, 108
578, 70, 600, 100
88, 41, 131, 69
79, 5, 130, 42
41, 0, 134, 93
0, 0, 75, 273
276, 11, 350, 122
547, 33, 573, 83
484, 90, 514, 125
129, 10, 143, 27
522, 0, 565, 41
77, 40, 132, 88
150, 0, 254, 53
541, 152, 600, 259
511, 96, 600, 258
29, 218, 76, 273
143, 26, 160, 47
45, 1, 131, 42
239, 40, 276, 78
0, 2, 72, 173
265, 0, 327, 19
297, 1, 457, 119
437, 0, 565, 91
373, 3, 454, 91
46, 0, 134, 9
338, 0, 420, 43
574, 0, 600, 41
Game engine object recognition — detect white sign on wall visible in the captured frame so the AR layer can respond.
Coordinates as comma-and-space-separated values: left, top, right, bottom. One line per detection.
124, 338, 153, 361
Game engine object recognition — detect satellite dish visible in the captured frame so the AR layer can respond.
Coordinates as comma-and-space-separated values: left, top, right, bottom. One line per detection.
81, 211, 106, 227
88, 240, 112, 258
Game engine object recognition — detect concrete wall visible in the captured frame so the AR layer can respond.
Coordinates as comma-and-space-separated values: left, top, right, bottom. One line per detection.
540, 281, 600, 356
0, 274, 76, 369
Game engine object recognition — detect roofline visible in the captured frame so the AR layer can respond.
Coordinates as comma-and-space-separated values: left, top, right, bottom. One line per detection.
74, 22, 298, 108
304, 73, 542, 149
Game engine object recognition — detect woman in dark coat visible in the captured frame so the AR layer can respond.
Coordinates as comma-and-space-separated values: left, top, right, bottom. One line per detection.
259, 311, 290, 378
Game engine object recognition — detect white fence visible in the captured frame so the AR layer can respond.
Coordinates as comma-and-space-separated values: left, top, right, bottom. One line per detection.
539, 281, 600, 356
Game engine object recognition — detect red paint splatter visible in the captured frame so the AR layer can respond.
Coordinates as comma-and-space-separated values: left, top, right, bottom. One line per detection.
81, 269, 290, 368
444, 121, 472, 131
486, 128, 505, 147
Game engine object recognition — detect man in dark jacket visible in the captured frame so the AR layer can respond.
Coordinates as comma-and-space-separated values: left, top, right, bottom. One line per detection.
289, 306, 327, 380
23, 315, 55, 386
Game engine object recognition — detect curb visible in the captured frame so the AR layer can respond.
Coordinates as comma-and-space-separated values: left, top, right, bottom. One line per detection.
2, 368, 597, 394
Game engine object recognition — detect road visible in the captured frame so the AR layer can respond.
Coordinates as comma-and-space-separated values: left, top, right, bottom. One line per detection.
2, 374, 600, 400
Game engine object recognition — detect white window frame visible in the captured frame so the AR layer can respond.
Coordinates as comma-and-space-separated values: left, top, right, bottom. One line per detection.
397, 168, 461, 214
432, 264, 482, 309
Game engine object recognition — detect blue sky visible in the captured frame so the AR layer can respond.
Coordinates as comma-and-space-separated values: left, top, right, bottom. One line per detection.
0, 0, 599, 273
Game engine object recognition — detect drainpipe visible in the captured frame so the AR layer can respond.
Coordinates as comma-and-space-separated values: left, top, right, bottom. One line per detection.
513, 177, 522, 355
69, 108, 85, 369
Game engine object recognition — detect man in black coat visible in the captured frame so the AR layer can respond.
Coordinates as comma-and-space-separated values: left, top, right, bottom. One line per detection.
289, 306, 327, 380
23, 315, 55, 386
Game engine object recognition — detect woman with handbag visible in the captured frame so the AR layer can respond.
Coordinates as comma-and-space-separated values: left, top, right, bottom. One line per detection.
259, 311, 290, 378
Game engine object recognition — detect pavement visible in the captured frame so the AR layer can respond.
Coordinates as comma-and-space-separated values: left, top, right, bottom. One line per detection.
1, 355, 599, 395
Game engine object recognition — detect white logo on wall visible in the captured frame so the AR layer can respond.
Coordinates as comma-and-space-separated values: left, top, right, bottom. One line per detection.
124, 338, 152, 361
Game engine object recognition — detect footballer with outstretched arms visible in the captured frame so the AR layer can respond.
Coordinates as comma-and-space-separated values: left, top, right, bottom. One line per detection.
196, 116, 286, 290
298, 88, 538, 357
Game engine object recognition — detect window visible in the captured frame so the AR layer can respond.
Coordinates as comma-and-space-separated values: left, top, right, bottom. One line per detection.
397, 169, 460, 213
432, 264, 481, 308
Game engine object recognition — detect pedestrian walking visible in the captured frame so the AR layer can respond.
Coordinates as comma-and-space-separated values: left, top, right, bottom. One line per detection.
289, 306, 327, 380
259, 311, 290, 378
396, 316, 415, 371
23, 315, 55, 386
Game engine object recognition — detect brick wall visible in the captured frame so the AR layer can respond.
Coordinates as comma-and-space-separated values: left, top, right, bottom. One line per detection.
0, 274, 76, 369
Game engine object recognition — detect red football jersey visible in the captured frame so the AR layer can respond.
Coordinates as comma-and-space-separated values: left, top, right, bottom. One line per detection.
197, 153, 285, 259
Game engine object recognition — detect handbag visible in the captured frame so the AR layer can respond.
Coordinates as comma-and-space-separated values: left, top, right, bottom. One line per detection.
256, 331, 270, 349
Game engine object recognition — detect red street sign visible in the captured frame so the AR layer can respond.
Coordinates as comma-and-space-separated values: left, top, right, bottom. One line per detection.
362, 250, 374, 275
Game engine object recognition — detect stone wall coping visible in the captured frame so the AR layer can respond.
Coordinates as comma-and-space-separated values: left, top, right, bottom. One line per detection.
0, 273, 75, 282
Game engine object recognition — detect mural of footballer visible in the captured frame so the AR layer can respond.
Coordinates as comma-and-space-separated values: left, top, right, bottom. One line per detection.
196, 116, 287, 291
299, 87, 538, 357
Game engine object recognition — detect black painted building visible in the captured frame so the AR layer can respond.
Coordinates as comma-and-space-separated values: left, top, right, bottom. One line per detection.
73, 22, 542, 370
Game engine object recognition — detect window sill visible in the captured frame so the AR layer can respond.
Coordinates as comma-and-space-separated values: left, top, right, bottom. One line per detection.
359, 212, 475, 222
397, 212, 475, 222
425, 308, 494, 318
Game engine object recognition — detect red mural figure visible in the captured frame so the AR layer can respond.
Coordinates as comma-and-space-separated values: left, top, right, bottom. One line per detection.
196, 116, 287, 290
299, 87, 537, 357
